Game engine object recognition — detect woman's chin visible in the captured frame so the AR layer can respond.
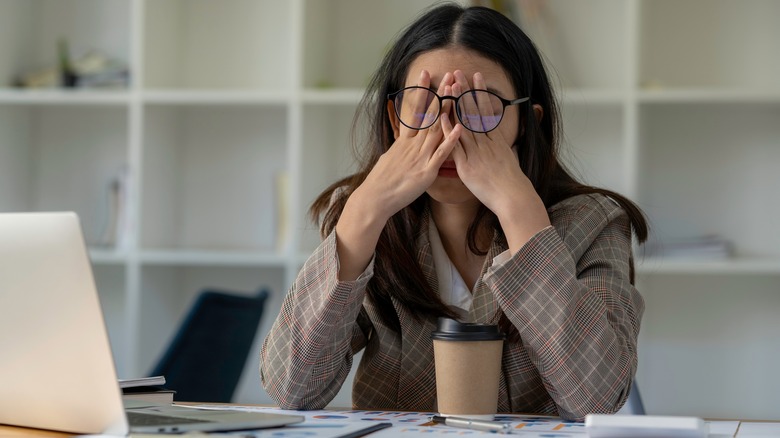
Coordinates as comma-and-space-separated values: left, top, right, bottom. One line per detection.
426, 179, 477, 206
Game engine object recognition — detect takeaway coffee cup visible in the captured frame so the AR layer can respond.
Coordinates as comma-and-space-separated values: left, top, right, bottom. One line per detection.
431, 318, 505, 420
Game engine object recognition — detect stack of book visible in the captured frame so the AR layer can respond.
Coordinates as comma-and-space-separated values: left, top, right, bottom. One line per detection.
119, 376, 175, 404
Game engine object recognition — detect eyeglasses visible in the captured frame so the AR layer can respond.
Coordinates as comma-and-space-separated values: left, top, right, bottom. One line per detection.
388, 86, 530, 133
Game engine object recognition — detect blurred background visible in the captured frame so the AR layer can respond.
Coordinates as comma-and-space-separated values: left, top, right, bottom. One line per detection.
0, 0, 778, 420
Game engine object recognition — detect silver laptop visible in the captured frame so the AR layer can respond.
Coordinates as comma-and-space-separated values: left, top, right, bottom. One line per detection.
0, 212, 303, 435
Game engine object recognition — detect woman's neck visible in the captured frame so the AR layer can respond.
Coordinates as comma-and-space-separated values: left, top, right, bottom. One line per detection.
430, 200, 491, 289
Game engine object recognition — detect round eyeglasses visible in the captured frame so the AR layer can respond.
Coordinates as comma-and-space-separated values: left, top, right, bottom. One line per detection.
388, 86, 530, 133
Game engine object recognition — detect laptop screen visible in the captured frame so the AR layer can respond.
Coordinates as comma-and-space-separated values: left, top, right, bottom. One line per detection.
0, 212, 128, 435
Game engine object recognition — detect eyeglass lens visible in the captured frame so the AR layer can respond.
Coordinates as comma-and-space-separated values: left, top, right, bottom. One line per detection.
394, 88, 505, 132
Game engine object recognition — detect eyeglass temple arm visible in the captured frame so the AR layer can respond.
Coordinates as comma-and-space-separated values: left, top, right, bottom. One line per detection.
507, 96, 530, 105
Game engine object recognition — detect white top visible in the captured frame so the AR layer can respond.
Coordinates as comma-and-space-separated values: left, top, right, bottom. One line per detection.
428, 218, 512, 315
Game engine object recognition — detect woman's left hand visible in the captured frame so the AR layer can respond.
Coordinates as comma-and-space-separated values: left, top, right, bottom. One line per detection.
442, 70, 551, 252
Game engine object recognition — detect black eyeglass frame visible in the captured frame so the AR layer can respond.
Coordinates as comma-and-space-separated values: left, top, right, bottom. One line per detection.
388, 86, 530, 133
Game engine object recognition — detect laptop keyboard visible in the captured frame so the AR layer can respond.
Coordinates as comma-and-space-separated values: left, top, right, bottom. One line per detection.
127, 411, 211, 426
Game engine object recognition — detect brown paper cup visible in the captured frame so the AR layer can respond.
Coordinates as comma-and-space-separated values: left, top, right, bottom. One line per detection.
432, 318, 505, 420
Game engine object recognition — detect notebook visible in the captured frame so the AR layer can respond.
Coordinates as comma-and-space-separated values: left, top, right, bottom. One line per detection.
0, 212, 303, 435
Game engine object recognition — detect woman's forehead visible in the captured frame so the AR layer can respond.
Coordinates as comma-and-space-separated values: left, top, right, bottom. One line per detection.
405, 47, 512, 91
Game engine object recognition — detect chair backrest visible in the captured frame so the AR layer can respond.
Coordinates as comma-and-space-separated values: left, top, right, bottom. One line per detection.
149, 288, 269, 402
627, 379, 646, 415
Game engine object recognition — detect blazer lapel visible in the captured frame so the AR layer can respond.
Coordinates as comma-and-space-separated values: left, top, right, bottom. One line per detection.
468, 236, 505, 324
416, 210, 438, 293
389, 210, 438, 410
392, 297, 438, 411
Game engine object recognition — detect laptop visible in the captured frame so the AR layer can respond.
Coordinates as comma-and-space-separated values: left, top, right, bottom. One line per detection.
0, 212, 303, 435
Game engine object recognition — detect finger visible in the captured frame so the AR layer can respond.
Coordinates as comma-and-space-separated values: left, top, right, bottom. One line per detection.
418, 83, 450, 154
429, 122, 462, 169
453, 70, 480, 132
440, 102, 456, 138
421, 71, 451, 131
453, 69, 472, 89
420, 116, 445, 157
426, 72, 454, 136
399, 70, 432, 137
440, 84, 455, 128
423, 73, 453, 138
444, 115, 468, 163
452, 81, 478, 148
473, 72, 496, 135
473, 72, 514, 145
451, 139, 467, 163
437, 72, 453, 94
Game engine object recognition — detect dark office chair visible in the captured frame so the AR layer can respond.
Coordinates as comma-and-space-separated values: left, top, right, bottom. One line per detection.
627, 379, 646, 414
149, 288, 270, 403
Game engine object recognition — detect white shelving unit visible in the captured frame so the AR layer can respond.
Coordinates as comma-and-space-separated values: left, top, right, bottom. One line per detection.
1, 0, 778, 418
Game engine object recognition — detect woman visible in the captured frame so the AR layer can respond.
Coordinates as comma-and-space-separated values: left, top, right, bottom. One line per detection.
261, 4, 647, 421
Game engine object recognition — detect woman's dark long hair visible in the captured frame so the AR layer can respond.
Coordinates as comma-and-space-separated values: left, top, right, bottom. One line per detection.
310, 4, 648, 332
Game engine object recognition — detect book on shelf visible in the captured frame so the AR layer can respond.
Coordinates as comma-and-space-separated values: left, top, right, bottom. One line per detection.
97, 165, 130, 249
119, 376, 175, 404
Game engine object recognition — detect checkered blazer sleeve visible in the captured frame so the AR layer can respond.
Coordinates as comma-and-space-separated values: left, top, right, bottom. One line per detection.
484, 194, 644, 420
260, 230, 374, 409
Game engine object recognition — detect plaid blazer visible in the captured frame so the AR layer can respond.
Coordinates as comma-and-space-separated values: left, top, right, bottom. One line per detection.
261, 194, 643, 420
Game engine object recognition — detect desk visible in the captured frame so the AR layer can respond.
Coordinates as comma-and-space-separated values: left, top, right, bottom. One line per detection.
0, 424, 71, 437
1, 405, 778, 437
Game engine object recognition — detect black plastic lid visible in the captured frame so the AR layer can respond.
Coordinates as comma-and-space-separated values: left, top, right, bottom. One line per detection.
431, 318, 505, 341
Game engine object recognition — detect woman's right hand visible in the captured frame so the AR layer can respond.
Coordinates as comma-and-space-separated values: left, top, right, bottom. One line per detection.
334, 70, 462, 280
356, 70, 461, 220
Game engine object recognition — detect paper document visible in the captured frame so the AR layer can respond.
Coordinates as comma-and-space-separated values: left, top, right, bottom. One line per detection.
736, 421, 780, 437
183, 405, 762, 437
186, 406, 586, 436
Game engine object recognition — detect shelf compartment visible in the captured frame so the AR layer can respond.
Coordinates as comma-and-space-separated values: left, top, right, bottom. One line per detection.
141, 104, 288, 252
93, 264, 128, 376
640, 0, 780, 92
637, 104, 780, 258
298, 103, 360, 253
143, 0, 292, 90
636, 274, 780, 420
0, 0, 131, 90
558, 104, 628, 195
302, 0, 627, 92
0, 105, 129, 245
518, 0, 629, 92
302, 0, 460, 89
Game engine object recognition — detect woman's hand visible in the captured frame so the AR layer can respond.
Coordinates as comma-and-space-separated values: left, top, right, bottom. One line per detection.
334, 70, 462, 280
356, 70, 462, 221
443, 70, 550, 253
